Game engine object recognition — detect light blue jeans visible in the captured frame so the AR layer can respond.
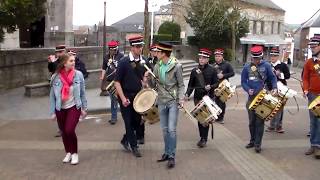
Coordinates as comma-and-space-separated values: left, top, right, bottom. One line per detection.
158, 102, 179, 158
307, 93, 320, 148
110, 94, 118, 121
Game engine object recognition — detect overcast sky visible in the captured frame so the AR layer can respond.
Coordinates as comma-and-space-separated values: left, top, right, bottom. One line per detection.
73, 0, 320, 26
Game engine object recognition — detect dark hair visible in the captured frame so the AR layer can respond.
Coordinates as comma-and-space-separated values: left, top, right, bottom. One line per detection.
56, 54, 72, 73
161, 50, 171, 58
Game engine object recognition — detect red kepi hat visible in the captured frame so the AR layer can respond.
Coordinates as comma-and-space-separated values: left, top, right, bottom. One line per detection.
198, 48, 212, 58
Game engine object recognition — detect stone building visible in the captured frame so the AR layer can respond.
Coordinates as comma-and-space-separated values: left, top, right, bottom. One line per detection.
0, 0, 74, 49
169, 0, 287, 62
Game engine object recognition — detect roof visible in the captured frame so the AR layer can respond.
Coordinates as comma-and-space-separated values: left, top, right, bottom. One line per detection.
301, 8, 320, 29
111, 12, 149, 33
241, 0, 285, 11
240, 34, 287, 46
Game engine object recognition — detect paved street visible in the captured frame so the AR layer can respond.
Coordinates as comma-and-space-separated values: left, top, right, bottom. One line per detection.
0, 70, 320, 180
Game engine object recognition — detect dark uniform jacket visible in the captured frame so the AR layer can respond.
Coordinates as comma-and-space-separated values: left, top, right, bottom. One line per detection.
266, 61, 290, 90
114, 55, 146, 98
75, 57, 89, 79
146, 56, 158, 71
212, 61, 235, 81
48, 58, 60, 74
185, 64, 218, 101
102, 52, 124, 81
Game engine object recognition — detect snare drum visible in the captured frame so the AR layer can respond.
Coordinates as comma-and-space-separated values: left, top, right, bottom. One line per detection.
214, 79, 236, 103
248, 89, 283, 121
106, 81, 117, 97
133, 88, 160, 124
190, 95, 222, 125
308, 96, 320, 117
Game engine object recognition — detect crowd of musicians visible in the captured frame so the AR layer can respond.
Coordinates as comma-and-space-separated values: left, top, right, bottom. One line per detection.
48, 34, 320, 167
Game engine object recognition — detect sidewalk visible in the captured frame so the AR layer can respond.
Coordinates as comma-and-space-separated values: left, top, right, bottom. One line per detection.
0, 75, 242, 121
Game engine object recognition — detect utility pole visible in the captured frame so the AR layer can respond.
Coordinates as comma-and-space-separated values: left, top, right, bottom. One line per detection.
143, 0, 150, 57
103, 1, 107, 57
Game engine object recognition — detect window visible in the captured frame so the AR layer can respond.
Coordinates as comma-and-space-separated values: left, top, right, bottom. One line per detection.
261, 21, 265, 34
278, 22, 281, 34
253, 21, 257, 34
271, 21, 274, 34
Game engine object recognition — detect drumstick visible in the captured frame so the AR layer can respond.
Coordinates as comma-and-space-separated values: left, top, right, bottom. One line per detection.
143, 64, 195, 121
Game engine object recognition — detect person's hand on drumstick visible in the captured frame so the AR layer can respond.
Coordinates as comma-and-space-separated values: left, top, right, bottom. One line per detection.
217, 72, 224, 79
184, 95, 190, 102
178, 99, 185, 109
248, 89, 254, 96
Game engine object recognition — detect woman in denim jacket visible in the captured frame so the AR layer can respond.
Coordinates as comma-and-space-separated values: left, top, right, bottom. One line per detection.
50, 53, 88, 165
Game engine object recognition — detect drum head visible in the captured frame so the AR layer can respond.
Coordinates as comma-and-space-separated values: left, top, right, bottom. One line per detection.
249, 90, 266, 110
133, 88, 157, 113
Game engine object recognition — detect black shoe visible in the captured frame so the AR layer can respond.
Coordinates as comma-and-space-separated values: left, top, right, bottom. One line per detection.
255, 146, 262, 153
197, 139, 207, 148
132, 148, 142, 158
157, 154, 169, 162
167, 158, 175, 169
245, 143, 254, 149
137, 138, 145, 145
108, 119, 117, 125
120, 136, 130, 152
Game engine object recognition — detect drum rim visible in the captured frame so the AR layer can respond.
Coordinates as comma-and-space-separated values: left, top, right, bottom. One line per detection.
248, 89, 266, 109
133, 88, 158, 113
308, 96, 320, 109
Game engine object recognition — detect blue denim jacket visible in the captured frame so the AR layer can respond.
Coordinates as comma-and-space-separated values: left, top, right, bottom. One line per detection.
49, 70, 88, 115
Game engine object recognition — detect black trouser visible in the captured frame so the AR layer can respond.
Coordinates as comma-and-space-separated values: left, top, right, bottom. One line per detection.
119, 96, 143, 149
195, 99, 209, 141
246, 97, 265, 147
215, 98, 226, 122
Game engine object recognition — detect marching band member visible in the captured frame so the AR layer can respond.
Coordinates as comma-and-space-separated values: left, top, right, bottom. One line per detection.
152, 42, 185, 169
212, 48, 235, 124
48, 45, 67, 75
114, 35, 148, 157
146, 44, 159, 71
100, 41, 124, 125
185, 48, 218, 148
241, 45, 277, 153
303, 34, 320, 159
266, 47, 290, 133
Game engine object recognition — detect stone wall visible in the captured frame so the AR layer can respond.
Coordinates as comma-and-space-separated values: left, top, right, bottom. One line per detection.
0, 46, 103, 92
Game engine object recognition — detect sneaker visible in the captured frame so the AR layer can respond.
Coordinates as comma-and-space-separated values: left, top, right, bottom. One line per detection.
245, 143, 254, 149
305, 147, 315, 155
167, 158, 175, 169
108, 119, 117, 125
307, 132, 311, 137
255, 146, 262, 153
71, 153, 79, 165
62, 153, 71, 163
276, 127, 285, 133
265, 127, 275, 132
157, 154, 169, 162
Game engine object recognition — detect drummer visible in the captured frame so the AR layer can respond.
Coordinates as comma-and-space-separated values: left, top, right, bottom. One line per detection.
212, 48, 235, 124
185, 48, 218, 148
241, 45, 277, 153
114, 35, 148, 157
302, 34, 320, 159
266, 47, 290, 133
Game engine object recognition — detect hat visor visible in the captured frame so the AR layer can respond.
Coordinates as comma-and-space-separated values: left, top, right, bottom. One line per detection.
131, 42, 145, 46
270, 52, 280, 56
198, 53, 210, 58
55, 49, 66, 52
